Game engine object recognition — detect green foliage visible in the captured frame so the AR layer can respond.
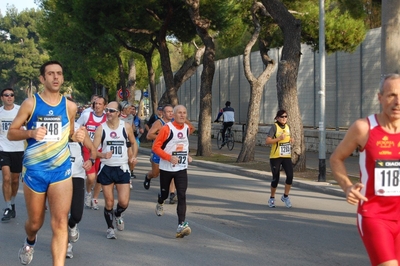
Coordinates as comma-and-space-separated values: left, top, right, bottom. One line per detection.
0, 8, 47, 90
291, 0, 367, 53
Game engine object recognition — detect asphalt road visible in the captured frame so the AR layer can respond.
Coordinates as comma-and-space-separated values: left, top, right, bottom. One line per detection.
0, 155, 368, 265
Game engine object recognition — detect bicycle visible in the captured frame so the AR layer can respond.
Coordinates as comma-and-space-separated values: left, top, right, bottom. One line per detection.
217, 125, 234, 150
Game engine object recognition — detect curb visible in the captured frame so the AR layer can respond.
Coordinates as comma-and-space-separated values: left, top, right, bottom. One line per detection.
138, 147, 345, 198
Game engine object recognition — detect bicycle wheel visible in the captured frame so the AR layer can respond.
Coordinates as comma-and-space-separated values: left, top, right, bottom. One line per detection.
217, 131, 223, 149
227, 131, 234, 150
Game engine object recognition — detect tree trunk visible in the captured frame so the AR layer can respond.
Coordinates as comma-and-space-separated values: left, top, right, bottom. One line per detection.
186, 0, 214, 156
116, 54, 127, 101
238, 2, 275, 163
261, 0, 306, 171
127, 57, 137, 103
143, 50, 158, 113
381, 0, 400, 74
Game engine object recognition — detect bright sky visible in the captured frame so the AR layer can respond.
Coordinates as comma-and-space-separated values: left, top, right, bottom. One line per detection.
0, 1, 38, 15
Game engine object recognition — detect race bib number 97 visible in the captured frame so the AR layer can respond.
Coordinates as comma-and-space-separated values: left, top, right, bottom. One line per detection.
375, 160, 400, 196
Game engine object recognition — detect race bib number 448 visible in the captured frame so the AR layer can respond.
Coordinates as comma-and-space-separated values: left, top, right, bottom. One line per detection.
375, 160, 400, 196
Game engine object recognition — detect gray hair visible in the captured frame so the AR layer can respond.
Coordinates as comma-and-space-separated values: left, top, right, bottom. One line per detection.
379, 73, 400, 94
173, 105, 187, 114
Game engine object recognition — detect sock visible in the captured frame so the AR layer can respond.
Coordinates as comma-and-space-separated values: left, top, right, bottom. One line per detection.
114, 204, 126, 217
6, 201, 12, 209
283, 194, 288, 198
270, 197, 275, 199
11, 196, 15, 205
104, 208, 114, 229
26, 237, 36, 246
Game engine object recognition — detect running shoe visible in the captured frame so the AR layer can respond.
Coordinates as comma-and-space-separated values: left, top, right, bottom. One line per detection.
169, 193, 177, 204
281, 195, 292, 208
84, 192, 91, 208
155, 203, 164, 216
131, 171, 136, 179
129, 180, 133, 190
68, 225, 80, 243
18, 242, 35, 265
91, 199, 99, 210
268, 198, 275, 208
106, 228, 117, 239
143, 175, 151, 190
66, 243, 73, 259
1, 208, 12, 222
115, 216, 124, 231
176, 222, 191, 238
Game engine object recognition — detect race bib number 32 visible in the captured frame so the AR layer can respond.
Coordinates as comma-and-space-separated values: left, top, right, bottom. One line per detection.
375, 160, 400, 196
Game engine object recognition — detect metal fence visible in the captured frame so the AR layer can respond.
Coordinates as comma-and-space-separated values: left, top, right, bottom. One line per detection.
155, 28, 382, 129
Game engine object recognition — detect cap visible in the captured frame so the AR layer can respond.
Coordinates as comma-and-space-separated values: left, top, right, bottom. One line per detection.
225, 101, 231, 106
157, 106, 163, 111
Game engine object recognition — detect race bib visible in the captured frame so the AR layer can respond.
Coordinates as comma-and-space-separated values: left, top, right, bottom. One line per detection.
106, 141, 124, 158
172, 151, 188, 165
279, 143, 291, 156
375, 160, 400, 196
36, 116, 62, 141
0, 118, 12, 135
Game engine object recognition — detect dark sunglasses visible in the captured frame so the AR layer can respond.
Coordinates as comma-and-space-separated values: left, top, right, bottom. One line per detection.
2, 93, 14, 97
105, 108, 118, 113
279, 115, 288, 118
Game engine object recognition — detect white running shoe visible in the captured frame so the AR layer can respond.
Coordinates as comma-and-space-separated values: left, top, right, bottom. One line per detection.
115, 216, 124, 231
68, 225, 80, 243
18, 242, 35, 265
84, 192, 91, 208
106, 228, 117, 239
281, 195, 292, 208
91, 199, 99, 210
268, 198, 275, 208
176, 222, 191, 238
66, 243, 73, 259
155, 203, 164, 216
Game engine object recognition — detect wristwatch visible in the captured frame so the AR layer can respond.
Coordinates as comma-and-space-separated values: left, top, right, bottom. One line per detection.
89, 158, 95, 165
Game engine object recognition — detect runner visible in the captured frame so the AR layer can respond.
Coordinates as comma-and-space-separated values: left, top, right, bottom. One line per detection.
66, 120, 97, 259
77, 96, 107, 210
152, 105, 193, 238
330, 73, 400, 266
92, 101, 138, 239
143, 104, 178, 204
8, 61, 86, 265
0, 88, 25, 222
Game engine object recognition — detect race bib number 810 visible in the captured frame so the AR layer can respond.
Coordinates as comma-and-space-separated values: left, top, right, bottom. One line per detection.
375, 160, 400, 196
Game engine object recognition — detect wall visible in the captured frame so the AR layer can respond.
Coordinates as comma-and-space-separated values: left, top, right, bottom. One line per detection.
155, 28, 382, 130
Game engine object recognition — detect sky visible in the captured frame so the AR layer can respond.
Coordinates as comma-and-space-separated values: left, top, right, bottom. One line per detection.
0, 1, 38, 15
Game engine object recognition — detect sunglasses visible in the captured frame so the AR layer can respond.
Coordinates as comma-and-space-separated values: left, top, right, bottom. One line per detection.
279, 115, 288, 118
2, 93, 14, 97
105, 108, 118, 113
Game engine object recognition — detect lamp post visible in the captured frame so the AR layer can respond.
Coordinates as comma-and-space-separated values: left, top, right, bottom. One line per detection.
318, 0, 326, 182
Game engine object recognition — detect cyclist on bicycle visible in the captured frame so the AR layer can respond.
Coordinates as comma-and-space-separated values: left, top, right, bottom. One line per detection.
214, 101, 235, 146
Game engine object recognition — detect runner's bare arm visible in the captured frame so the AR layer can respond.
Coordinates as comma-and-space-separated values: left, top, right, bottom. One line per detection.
330, 118, 369, 204
8, 98, 46, 141
147, 120, 162, 140
125, 121, 138, 163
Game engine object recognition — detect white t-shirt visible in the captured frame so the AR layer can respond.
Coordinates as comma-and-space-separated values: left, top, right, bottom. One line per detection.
0, 105, 25, 151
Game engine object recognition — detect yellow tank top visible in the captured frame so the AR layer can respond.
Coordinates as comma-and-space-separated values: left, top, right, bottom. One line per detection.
270, 123, 291, 159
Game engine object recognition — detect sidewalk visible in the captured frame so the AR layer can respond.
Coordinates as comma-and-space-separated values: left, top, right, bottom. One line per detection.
138, 135, 361, 198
